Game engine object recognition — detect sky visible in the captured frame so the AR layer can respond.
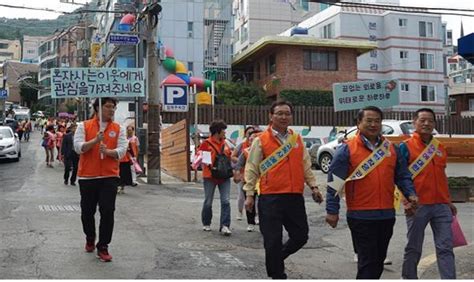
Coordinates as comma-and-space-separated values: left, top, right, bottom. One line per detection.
0, 0, 473, 42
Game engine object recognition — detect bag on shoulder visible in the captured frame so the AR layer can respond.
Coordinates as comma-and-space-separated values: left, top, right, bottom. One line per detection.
207, 142, 233, 179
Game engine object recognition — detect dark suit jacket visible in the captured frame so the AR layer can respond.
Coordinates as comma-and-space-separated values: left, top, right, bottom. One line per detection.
61, 132, 79, 160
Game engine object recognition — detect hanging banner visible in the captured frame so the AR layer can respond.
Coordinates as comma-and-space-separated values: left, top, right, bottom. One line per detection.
332, 79, 400, 112
50, 68, 145, 98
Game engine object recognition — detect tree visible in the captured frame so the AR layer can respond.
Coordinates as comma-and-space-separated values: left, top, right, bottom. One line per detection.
280, 89, 333, 106
215, 81, 267, 105
19, 72, 39, 108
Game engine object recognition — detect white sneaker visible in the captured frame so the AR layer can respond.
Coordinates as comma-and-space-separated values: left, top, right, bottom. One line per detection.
353, 254, 358, 262
236, 211, 243, 220
202, 225, 211, 232
384, 258, 392, 265
220, 226, 232, 236
255, 217, 259, 225
247, 225, 255, 232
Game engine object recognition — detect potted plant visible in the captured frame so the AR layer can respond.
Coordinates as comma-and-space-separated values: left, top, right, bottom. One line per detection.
448, 177, 471, 203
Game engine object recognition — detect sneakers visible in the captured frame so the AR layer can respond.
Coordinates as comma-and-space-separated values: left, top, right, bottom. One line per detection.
220, 226, 232, 236
85, 238, 95, 253
384, 258, 393, 265
97, 248, 112, 262
202, 225, 211, 232
236, 211, 243, 220
117, 187, 124, 194
247, 224, 255, 232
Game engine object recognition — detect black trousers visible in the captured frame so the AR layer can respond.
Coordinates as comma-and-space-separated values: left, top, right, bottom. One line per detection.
258, 194, 309, 279
347, 217, 396, 279
79, 177, 118, 249
64, 155, 79, 184
246, 193, 257, 225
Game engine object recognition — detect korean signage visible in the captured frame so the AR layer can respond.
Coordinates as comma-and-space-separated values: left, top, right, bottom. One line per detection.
162, 85, 189, 112
51, 68, 145, 98
332, 79, 399, 112
108, 34, 140, 45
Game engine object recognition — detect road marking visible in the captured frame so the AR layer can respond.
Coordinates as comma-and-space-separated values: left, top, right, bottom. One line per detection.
190, 251, 216, 267
216, 252, 250, 268
38, 205, 80, 212
188, 251, 252, 268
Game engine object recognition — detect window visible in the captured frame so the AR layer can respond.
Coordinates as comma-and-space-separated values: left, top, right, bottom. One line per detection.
27, 50, 35, 54
419, 21, 434, 38
450, 64, 457, 72
449, 98, 456, 113
187, 62, 193, 72
303, 50, 338, 71
266, 54, 276, 74
421, 85, 436, 102
255, 63, 261, 80
401, 83, 409, 92
400, 51, 408, 59
469, 98, 474, 111
369, 50, 377, 58
420, 53, 434, 69
0, 43, 8, 49
187, 22, 193, 38
399, 18, 407, 27
321, 23, 335, 39
240, 23, 248, 43
447, 31, 452, 40
234, 28, 239, 43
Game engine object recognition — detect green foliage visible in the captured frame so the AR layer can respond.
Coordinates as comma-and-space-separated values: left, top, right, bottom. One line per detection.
215, 81, 267, 105
448, 177, 470, 188
280, 89, 333, 106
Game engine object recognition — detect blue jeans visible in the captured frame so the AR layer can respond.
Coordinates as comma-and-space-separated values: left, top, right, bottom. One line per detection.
402, 204, 455, 279
201, 178, 231, 229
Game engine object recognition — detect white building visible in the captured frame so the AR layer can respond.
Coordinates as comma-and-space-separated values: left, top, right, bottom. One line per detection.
282, 4, 449, 113
22, 36, 49, 64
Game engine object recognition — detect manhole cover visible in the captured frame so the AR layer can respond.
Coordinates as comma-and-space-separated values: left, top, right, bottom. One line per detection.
178, 241, 236, 251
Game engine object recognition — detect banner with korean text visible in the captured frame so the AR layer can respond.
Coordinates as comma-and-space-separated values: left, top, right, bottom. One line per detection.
51, 68, 145, 98
332, 79, 399, 112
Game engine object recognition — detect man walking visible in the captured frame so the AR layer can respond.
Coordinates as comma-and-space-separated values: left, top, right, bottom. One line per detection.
400, 108, 457, 279
244, 100, 323, 279
62, 124, 79, 186
73, 98, 127, 262
325, 106, 418, 279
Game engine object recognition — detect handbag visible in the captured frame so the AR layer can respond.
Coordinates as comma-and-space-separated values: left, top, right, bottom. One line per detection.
131, 157, 143, 174
451, 215, 468, 248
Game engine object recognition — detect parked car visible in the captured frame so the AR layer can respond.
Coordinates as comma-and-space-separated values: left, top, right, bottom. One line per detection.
303, 138, 326, 168
0, 126, 21, 161
316, 120, 414, 174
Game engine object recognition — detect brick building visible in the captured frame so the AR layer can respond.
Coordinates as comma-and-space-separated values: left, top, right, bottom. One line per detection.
232, 35, 376, 98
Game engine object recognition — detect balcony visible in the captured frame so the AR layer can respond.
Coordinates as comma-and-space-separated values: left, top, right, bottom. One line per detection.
461, 111, 474, 117
39, 50, 58, 63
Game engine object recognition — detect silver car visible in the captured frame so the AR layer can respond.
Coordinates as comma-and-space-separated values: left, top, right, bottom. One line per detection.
316, 120, 414, 173
0, 126, 21, 162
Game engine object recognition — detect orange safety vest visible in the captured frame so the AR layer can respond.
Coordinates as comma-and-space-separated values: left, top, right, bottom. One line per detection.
258, 127, 305, 195
201, 137, 232, 179
345, 134, 398, 211
78, 118, 121, 178
404, 132, 450, 204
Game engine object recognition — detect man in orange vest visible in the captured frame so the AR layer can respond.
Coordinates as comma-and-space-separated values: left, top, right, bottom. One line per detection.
400, 108, 457, 279
325, 106, 418, 279
244, 100, 323, 279
73, 97, 128, 262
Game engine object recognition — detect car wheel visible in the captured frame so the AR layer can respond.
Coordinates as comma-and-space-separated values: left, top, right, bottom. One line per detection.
319, 153, 332, 174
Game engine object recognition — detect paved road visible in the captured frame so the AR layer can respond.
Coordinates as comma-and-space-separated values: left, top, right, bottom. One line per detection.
0, 130, 472, 279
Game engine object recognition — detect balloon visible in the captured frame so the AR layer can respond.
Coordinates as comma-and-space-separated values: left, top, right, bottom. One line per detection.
196, 92, 212, 105
204, 79, 212, 89
189, 77, 204, 89
163, 58, 176, 73
175, 60, 188, 74
164, 47, 174, 58
176, 73, 190, 85
120, 13, 136, 25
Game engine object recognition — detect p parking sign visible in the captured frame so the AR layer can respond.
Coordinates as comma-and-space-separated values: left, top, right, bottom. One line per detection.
163, 85, 189, 112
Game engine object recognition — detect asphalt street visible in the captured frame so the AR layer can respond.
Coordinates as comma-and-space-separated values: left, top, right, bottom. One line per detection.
0, 130, 472, 279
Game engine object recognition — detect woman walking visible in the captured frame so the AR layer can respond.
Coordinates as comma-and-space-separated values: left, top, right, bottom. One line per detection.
42, 125, 56, 167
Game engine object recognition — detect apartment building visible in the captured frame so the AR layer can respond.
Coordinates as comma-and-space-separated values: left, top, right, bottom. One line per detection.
0, 39, 21, 64
22, 36, 49, 64
447, 54, 474, 116
283, 5, 449, 113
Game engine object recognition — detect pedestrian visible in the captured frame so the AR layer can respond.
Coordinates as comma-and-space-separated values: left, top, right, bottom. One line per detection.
126, 125, 140, 186
198, 119, 234, 236
325, 106, 419, 279
231, 126, 256, 221
243, 100, 323, 279
117, 129, 135, 195
400, 108, 457, 279
42, 125, 56, 168
56, 125, 65, 162
234, 128, 261, 232
73, 97, 128, 262
24, 119, 32, 142
61, 124, 79, 186
17, 119, 24, 141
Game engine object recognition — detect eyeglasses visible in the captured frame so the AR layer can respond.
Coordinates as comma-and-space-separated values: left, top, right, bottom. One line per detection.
273, 112, 292, 117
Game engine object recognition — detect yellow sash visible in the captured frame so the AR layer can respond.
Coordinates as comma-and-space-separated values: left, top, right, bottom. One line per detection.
259, 133, 299, 176
408, 138, 440, 179
329, 139, 392, 196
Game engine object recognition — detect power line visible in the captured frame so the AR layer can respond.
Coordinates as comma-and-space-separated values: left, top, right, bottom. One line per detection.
0, 3, 130, 16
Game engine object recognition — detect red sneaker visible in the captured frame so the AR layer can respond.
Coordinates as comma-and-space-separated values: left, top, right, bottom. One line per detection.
85, 239, 95, 253
97, 249, 112, 262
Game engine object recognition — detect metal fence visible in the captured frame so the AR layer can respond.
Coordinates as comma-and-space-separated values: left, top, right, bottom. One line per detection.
161, 105, 474, 135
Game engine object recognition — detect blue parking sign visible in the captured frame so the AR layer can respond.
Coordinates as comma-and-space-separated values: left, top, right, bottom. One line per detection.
163, 85, 189, 112
0, 88, 7, 99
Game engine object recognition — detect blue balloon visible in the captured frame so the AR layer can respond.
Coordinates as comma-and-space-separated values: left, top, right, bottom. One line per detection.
176, 73, 190, 85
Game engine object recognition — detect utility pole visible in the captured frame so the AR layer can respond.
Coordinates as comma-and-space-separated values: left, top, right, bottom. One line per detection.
145, 2, 162, 185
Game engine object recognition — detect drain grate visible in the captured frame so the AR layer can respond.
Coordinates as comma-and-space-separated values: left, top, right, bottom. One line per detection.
38, 205, 80, 212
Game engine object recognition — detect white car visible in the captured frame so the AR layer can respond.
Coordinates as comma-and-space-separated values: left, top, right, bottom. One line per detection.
316, 120, 415, 174
0, 126, 21, 161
